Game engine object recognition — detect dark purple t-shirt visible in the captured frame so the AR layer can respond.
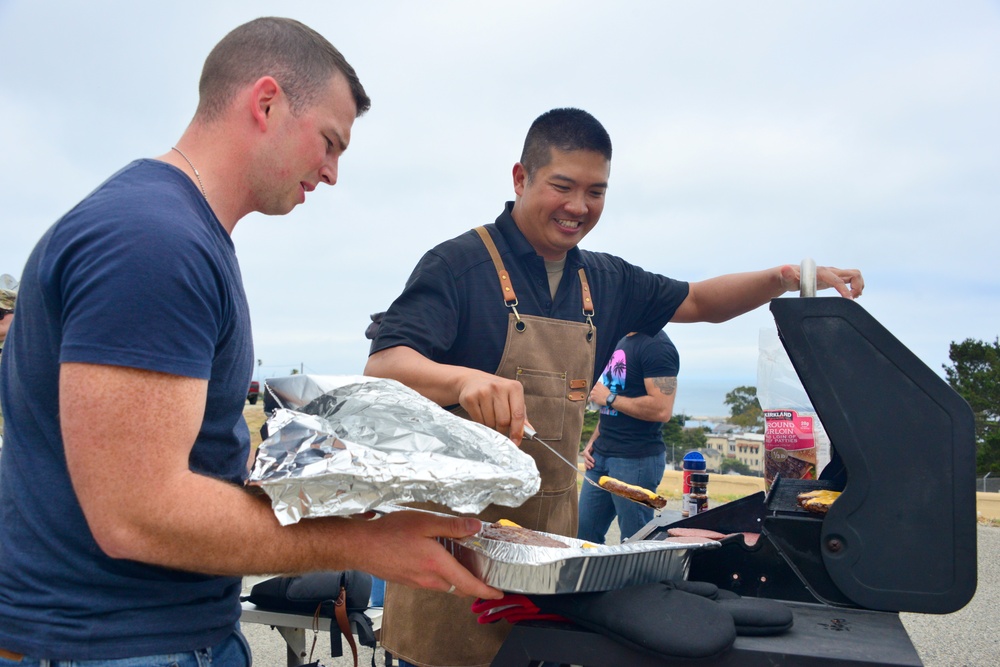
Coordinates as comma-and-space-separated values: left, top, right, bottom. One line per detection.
594, 330, 679, 458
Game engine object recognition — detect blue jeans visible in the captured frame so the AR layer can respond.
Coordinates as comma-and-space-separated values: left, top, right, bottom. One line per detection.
369, 576, 386, 607
577, 450, 666, 543
0, 627, 251, 667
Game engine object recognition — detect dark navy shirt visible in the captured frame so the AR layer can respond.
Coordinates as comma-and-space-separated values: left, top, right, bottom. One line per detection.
0, 160, 252, 658
595, 330, 680, 458
370, 202, 690, 385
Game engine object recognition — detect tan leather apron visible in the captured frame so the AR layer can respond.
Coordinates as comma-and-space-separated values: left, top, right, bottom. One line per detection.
381, 227, 598, 667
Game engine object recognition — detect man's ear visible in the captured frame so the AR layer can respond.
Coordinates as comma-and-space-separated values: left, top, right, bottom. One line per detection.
512, 162, 528, 196
250, 76, 281, 130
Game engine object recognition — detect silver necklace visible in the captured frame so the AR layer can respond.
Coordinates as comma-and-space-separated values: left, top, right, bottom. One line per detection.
171, 146, 208, 201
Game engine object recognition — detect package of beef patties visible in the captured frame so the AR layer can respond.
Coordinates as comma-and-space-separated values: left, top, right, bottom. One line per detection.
760, 409, 822, 487
757, 327, 830, 489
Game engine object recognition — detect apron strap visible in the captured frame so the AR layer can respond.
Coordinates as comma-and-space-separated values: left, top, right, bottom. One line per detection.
578, 268, 594, 316
578, 269, 595, 341
475, 226, 518, 308
475, 226, 523, 329
473, 226, 596, 338
334, 585, 360, 667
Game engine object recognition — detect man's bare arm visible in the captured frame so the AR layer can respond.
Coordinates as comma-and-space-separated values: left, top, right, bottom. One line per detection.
588, 375, 676, 423
673, 265, 863, 324
60, 362, 500, 599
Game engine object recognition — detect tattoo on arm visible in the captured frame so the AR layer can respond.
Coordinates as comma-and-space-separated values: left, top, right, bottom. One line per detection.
652, 377, 677, 395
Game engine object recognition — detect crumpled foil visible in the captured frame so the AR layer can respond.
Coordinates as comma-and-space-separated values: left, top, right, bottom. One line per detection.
248, 375, 541, 526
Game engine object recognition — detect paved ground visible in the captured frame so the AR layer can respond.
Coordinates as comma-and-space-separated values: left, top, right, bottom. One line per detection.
900, 524, 1000, 667
242, 516, 999, 667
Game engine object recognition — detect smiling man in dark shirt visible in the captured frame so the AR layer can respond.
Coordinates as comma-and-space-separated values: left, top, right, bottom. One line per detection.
365, 107, 864, 667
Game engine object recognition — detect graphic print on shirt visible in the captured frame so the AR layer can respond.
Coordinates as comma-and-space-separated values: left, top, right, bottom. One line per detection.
599, 348, 626, 416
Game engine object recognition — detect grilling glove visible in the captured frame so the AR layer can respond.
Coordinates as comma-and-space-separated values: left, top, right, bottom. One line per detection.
476, 582, 737, 661
472, 580, 793, 661
669, 580, 794, 636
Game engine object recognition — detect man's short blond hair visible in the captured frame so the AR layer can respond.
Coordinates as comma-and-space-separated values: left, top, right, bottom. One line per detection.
196, 17, 370, 121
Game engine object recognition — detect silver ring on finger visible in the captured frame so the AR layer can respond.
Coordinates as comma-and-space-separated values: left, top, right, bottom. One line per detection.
446, 584, 456, 595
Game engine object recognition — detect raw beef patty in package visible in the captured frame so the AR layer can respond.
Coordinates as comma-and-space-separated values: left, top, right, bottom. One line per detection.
757, 327, 831, 488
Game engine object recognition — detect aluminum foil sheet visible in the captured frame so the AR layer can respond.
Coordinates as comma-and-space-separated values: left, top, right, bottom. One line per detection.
445, 526, 721, 594
248, 375, 541, 526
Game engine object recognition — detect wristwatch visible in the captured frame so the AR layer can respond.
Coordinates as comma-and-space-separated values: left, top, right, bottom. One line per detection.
606, 393, 617, 407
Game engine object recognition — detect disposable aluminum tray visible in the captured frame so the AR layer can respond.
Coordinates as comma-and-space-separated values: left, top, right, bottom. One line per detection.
442, 529, 721, 594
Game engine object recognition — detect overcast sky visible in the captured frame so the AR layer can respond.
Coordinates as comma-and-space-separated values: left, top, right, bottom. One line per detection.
1, 0, 997, 416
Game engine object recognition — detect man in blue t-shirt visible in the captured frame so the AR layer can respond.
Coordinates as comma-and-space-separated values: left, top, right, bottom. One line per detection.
0, 17, 498, 665
578, 330, 679, 543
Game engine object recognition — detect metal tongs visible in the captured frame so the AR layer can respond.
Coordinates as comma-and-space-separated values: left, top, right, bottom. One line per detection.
523, 425, 665, 508
522, 425, 611, 493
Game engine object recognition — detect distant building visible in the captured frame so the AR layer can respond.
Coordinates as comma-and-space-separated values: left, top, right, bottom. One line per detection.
705, 432, 765, 475
699, 447, 723, 472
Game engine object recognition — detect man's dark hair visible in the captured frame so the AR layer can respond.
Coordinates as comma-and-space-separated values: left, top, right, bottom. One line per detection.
519, 108, 612, 179
196, 17, 371, 121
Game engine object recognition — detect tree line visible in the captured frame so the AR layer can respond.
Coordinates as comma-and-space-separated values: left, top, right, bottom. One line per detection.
946, 338, 999, 475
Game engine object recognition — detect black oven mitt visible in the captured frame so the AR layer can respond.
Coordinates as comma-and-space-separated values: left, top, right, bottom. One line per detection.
528, 581, 737, 661
668, 580, 794, 636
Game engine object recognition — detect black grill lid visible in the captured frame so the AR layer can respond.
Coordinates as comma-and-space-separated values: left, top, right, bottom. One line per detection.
769, 297, 977, 613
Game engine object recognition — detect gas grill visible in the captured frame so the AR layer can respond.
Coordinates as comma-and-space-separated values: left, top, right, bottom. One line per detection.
640, 296, 978, 614
493, 296, 978, 666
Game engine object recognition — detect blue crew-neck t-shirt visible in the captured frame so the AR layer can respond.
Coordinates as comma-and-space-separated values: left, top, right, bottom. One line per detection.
0, 159, 253, 658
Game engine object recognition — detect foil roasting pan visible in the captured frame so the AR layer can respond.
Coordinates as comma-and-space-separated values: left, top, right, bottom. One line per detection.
447, 524, 720, 594
376, 505, 722, 594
